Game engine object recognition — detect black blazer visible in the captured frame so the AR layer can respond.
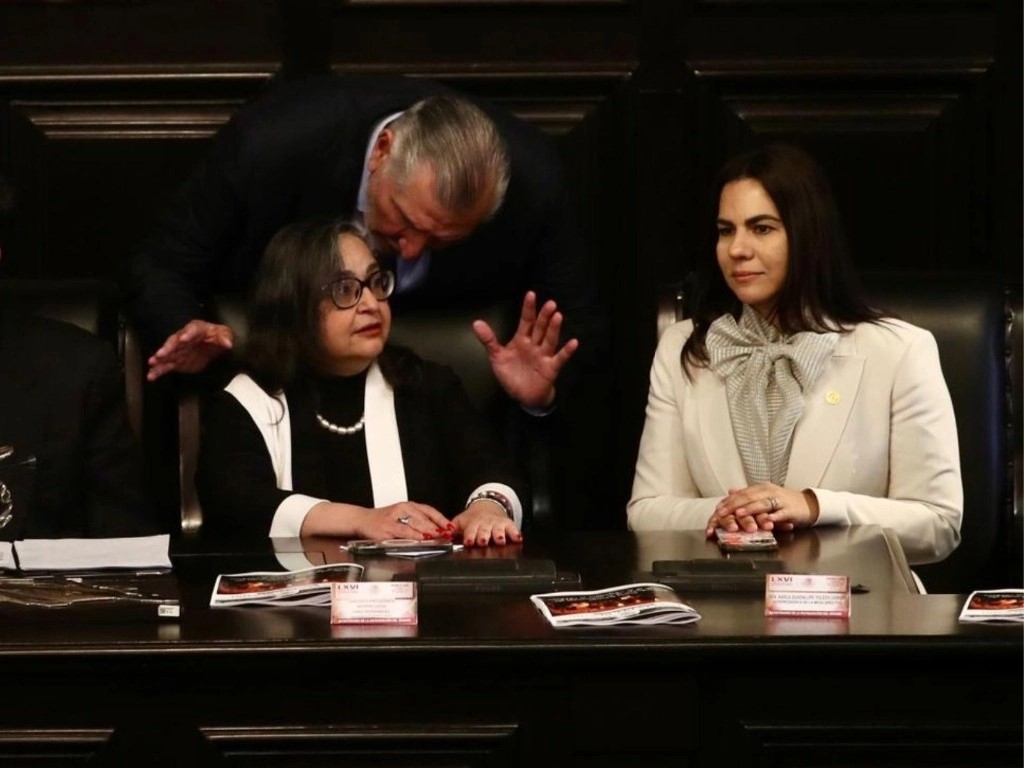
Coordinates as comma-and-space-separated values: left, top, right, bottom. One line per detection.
0, 313, 163, 539
196, 354, 526, 538
129, 74, 606, 373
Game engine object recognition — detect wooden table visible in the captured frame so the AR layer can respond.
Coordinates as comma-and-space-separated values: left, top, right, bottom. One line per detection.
0, 526, 1018, 767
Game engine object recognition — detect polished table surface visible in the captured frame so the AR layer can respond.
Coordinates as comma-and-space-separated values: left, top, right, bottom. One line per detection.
0, 525, 1013, 647
0, 525, 1019, 767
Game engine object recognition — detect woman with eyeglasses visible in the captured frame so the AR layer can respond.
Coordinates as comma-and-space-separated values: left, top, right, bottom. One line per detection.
196, 218, 526, 545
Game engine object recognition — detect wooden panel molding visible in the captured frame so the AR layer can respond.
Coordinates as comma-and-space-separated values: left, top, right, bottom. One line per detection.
13, 100, 243, 140
720, 93, 961, 135
689, 57, 994, 78
0, 728, 112, 764
740, 723, 1022, 768
202, 723, 519, 767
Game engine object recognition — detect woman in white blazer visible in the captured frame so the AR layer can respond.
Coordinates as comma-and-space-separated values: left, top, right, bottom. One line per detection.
628, 144, 962, 565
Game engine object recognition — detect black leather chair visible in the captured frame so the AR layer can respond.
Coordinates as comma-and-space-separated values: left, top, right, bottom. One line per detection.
861, 274, 1017, 593
1005, 287, 1022, 586
133, 295, 545, 535
0, 279, 142, 434
657, 273, 1022, 594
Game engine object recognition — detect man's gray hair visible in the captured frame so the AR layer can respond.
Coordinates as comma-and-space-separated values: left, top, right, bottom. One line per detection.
386, 95, 510, 220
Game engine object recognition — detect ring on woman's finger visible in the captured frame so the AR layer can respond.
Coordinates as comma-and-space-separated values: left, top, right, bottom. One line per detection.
766, 496, 779, 512
397, 515, 411, 525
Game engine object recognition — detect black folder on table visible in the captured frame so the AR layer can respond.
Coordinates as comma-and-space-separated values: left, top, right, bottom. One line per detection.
647, 558, 791, 593
412, 558, 581, 594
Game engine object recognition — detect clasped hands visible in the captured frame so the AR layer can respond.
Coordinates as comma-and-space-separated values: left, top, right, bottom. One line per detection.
705, 483, 820, 538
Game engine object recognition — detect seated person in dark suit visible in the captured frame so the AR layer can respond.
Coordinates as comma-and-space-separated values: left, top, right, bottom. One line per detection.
196, 218, 567, 545
0, 174, 164, 539
132, 74, 602, 414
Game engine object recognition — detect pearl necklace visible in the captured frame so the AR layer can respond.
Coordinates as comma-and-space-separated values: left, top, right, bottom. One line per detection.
315, 412, 365, 436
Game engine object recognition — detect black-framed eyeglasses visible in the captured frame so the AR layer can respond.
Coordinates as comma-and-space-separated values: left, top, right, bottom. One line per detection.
321, 270, 396, 310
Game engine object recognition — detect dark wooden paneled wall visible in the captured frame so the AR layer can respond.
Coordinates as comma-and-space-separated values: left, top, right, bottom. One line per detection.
0, 0, 1019, 531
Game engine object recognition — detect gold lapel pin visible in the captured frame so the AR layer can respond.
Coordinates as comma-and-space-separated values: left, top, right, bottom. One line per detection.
826, 390, 841, 405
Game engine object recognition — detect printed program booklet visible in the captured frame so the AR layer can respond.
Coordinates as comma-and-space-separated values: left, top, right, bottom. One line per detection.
530, 583, 701, 627
210, 563, 364, 607
957, 589, 1024, 624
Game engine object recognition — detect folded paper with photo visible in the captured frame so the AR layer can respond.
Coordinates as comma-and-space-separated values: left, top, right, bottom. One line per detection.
531, 583, 701, 627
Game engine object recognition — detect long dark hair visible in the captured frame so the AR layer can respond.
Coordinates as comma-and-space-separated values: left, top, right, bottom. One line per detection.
240, 217, 418, 395
682, 143, 884, 371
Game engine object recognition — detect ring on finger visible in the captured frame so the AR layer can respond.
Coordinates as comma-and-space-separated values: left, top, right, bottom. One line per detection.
766, 496, 779, 512
397, 515, 411, 525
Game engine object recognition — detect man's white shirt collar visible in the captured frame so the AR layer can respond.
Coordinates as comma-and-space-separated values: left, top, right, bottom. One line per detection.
355, 111, 404, 220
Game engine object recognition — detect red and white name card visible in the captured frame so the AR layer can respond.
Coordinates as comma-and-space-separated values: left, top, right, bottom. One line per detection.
330, 581, 418, 625
764, 574, 850, 619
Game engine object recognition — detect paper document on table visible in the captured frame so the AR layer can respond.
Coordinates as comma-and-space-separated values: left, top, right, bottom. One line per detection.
210, 563, 364, 607
12, 534, 172, 572
958, 589, 1024, 624
0, 542, 15, 570
531, 583, 701, 627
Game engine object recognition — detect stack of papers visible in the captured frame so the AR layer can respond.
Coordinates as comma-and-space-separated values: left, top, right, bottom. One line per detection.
958, 589, 1024, 624
0, 535, 172, 572
210, 563, 364, 607
531, 583, 701, 627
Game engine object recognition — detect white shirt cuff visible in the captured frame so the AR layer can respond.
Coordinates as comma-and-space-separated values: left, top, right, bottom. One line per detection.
465, 482, 523, 529
269, 493, 329, 538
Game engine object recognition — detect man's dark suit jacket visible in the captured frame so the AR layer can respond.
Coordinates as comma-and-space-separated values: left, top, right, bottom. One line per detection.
129, 74, 605, 373
0, 313, 164, 539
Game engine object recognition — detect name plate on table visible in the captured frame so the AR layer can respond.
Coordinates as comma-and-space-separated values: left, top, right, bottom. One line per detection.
764, 574, 850, 619
330, 581, 418, 625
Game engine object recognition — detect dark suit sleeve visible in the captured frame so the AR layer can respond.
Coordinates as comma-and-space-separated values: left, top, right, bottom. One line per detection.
128, 122, 249, 352
79, 340, 165, 536
196, 389, 292, 537
425, 364, 526, 512
126, 76, 370, 355
521, 149, 607, 380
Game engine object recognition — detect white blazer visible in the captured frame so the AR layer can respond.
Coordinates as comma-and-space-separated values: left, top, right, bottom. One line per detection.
628, 318, 963, 564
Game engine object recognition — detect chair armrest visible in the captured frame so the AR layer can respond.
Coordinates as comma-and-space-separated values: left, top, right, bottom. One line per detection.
1008, 289, 1022, 579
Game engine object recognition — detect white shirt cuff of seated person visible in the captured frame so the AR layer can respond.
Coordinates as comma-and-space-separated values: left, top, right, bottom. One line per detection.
269, 493, 329, 538
465, 482, 523, 529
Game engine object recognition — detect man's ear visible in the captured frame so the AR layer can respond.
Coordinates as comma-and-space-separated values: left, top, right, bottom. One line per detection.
367, 129, 393, 173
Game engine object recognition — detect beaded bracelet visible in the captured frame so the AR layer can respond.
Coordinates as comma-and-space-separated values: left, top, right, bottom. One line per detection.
467, 490, 514, 521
